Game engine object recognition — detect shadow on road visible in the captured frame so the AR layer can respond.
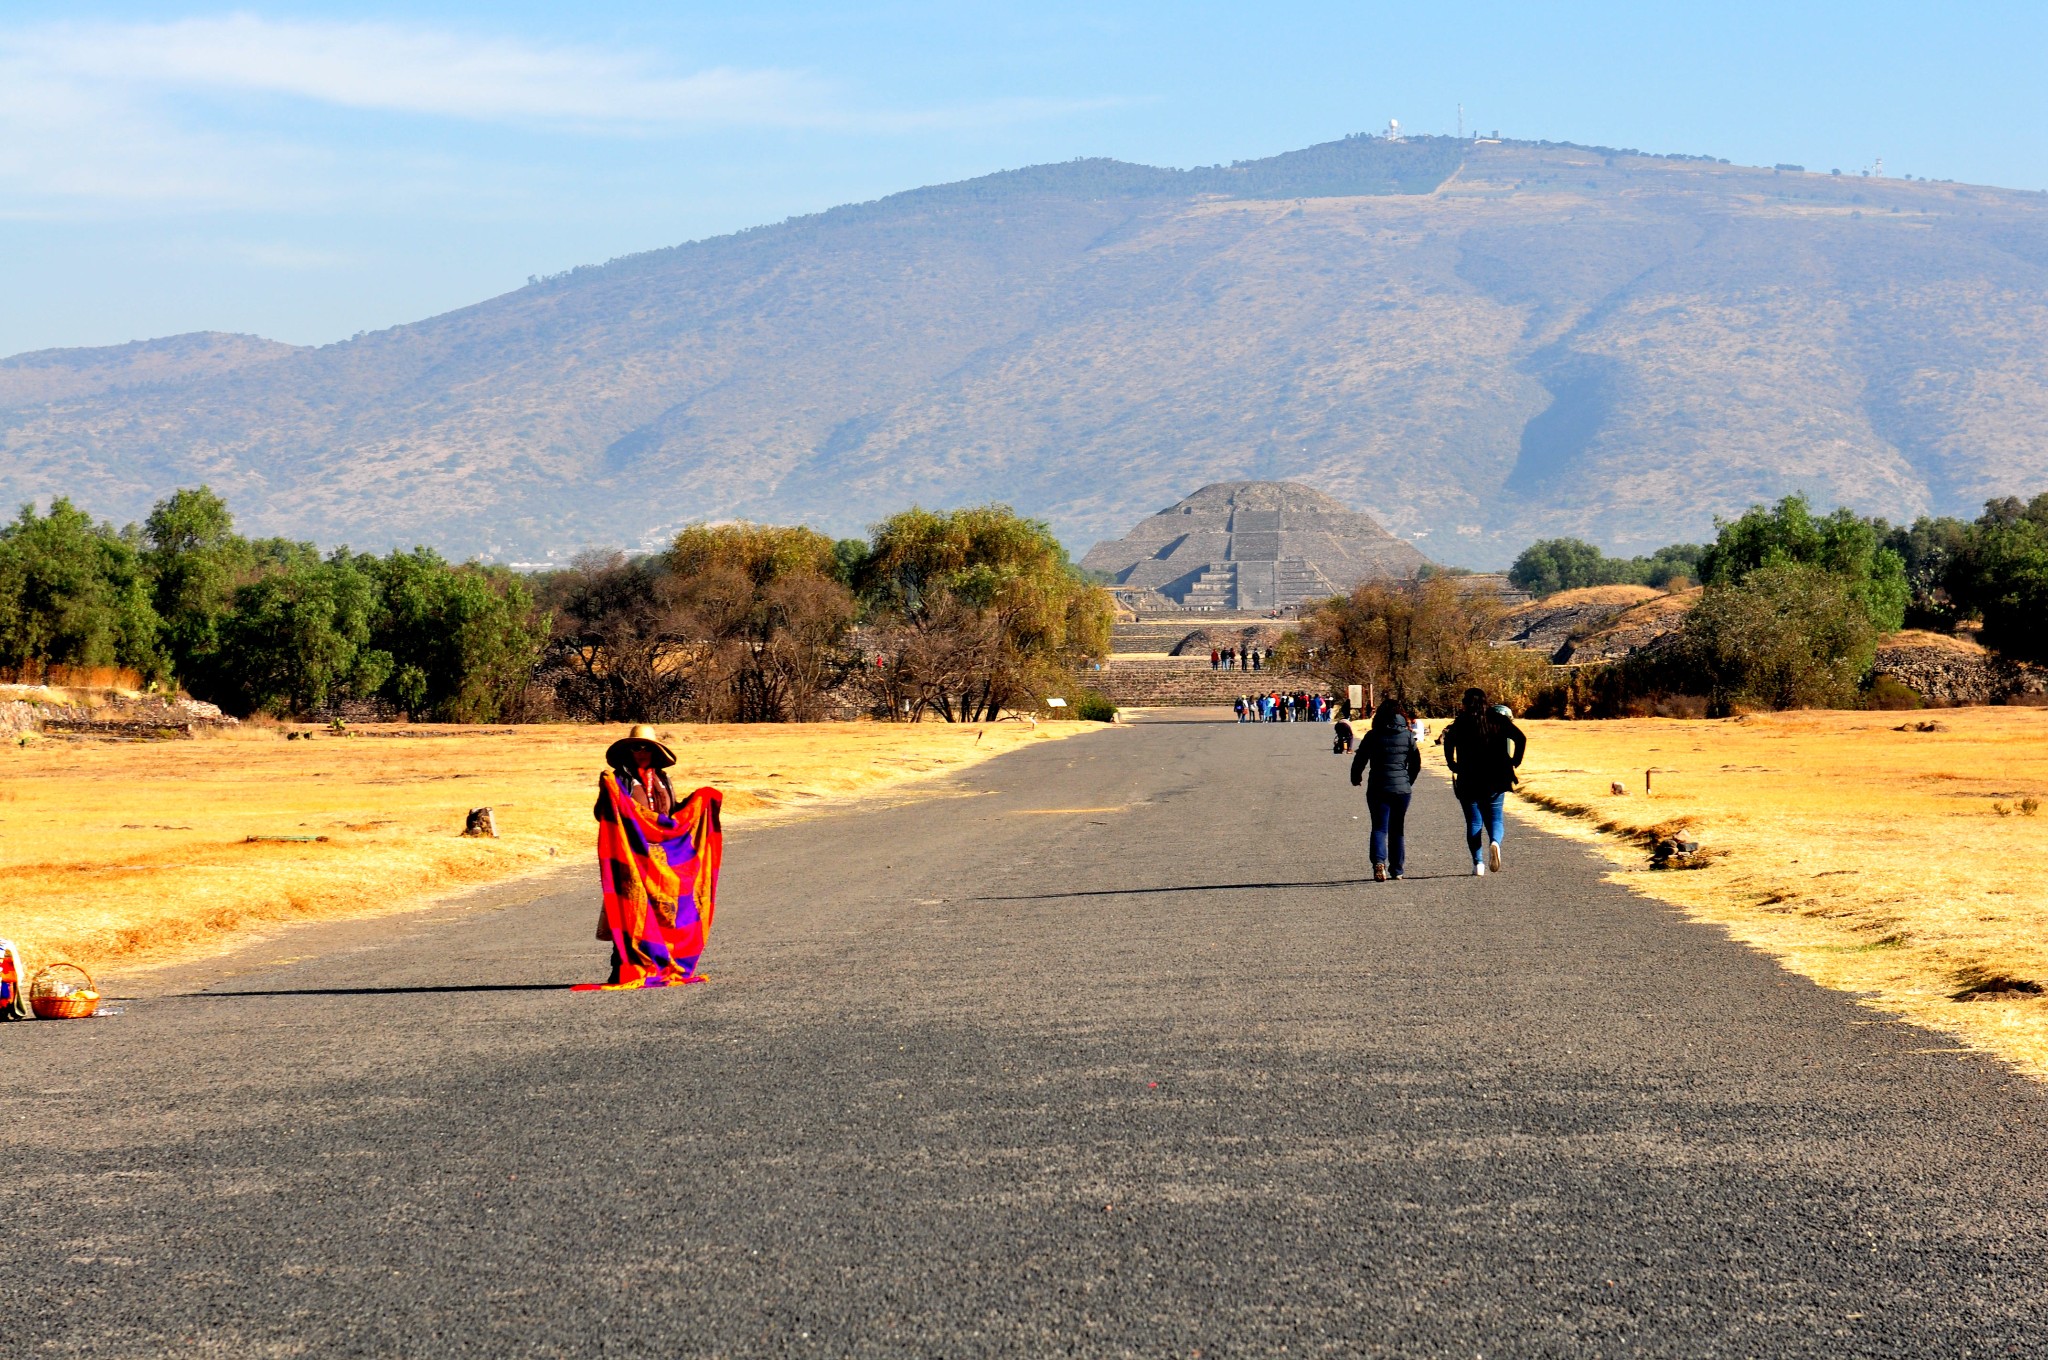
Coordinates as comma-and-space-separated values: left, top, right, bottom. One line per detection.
972, 874, 1468, 902
186, 983, 573, 999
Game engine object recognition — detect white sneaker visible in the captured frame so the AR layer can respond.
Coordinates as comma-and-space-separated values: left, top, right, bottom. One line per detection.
1472, 860, 1487, 877
1487, 842, 1503, 874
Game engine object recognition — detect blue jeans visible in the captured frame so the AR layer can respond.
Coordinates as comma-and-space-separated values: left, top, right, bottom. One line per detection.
1460, 793, 1506, 862
1367, 790, 1410, 876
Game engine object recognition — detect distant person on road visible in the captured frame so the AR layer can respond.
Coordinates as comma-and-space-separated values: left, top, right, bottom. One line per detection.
1332, 714, 1354, 756
1442, 689, 1526, 877
1351, 699, 1421, 882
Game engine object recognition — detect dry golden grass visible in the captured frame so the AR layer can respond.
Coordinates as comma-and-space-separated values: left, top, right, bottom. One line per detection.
1884, 629, 1993, 657
0, 719, 1090, 978
1534, 584, 1663, 608
1514, 708, 2048, 1076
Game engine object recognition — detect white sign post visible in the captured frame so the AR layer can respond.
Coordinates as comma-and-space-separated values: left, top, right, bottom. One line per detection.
1346, 684, 1363, 716
1046, 697, 1068, 709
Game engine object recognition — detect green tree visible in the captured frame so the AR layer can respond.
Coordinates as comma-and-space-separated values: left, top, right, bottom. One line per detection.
1953, 494, 2048, 663
0, 499, 163, 680
1877, 513, 1973, 629
143, 486, 256, 688
667, 522, 856, 722
858, 505, 1112, 721
1669, 562, 1879, 714
368, 549, 549, 721
830, 538, 870, 591
1508, 537, 1704, 596
1698, 494, 1907, 632
213, 554, 386, 716
1303, 576, 1546, 715
1508, 538, 1615, 595
1636, 542, 1705, 590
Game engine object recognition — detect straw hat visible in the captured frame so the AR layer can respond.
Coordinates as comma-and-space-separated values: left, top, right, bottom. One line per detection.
605, 724, 677, 770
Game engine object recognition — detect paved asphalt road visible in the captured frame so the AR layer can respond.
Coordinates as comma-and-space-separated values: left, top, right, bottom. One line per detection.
7, 713, 2048, 1356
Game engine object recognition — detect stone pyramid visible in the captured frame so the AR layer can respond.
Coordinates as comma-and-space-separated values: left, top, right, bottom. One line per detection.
1079, 481, 1429, 612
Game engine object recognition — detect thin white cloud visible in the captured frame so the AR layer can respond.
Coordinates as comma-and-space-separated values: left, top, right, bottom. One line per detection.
15, 15, 843, 130
0, 15, 1116, 211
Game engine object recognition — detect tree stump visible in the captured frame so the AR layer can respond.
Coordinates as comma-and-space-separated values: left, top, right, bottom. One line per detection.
463, 807, 497, 838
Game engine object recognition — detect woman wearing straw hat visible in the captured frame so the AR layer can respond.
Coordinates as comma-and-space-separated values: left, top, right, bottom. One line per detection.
606, 723, 676, 818
594, 723, 676, 965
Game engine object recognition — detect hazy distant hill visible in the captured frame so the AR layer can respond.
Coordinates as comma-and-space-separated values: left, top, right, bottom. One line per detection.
4, 134, 2046, 566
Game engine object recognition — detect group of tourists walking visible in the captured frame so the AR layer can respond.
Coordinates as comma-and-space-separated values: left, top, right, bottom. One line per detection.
1235, 691, 1334, 723
1348, 687, 1526, 882
1210, 644, 1273, 671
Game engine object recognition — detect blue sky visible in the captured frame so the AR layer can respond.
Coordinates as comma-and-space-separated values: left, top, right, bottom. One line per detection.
3, 2, 2043, 356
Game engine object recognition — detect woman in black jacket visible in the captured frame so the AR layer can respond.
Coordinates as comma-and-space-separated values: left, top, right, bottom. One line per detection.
1349, 699, 1422, 882
1441, 688, 1527, 877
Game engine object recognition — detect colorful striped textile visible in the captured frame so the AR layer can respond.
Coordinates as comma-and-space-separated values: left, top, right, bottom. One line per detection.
573, 772, 723, 991
0, 939, 28, 1021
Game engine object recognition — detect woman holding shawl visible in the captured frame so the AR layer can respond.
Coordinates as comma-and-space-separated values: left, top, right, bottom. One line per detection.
576, 724, 725, 991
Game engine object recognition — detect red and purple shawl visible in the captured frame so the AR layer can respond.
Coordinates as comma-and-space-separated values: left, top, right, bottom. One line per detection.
574, 772, 724, 991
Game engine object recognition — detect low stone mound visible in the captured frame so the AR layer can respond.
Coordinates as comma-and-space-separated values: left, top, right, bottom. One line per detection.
0, 685, 236, 738
1875, 631, 2048, 706
1502, 587, 1696, 663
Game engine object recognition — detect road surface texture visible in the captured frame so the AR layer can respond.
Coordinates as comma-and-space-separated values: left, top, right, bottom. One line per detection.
7, 713, 2048, 1356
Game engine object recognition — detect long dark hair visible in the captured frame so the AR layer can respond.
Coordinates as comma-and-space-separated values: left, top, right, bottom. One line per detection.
1372, 698, 1406, 731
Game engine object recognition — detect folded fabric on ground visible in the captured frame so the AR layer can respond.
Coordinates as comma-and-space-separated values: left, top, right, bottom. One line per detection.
574, 772, 723, 991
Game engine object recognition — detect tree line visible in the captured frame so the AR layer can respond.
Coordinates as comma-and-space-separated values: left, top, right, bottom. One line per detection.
0, 488, 1111, 723
1307, 492, 2048, 718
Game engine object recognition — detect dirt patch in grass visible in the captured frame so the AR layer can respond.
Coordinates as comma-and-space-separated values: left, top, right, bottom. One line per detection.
0, 719, 1092, 979
1512, 707, 2048, 1078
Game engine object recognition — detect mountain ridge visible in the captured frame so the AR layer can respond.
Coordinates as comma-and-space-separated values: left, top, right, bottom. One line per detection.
5, 134, 2045, 566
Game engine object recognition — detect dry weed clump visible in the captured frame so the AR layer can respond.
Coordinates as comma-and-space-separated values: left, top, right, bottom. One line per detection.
1512, 708, 2048, 1077
0, 720, 1089, 979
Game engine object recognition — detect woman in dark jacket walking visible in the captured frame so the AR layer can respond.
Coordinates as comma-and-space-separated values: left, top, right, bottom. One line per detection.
1441, 687, 1527, 877
1349, 699, 1422, 882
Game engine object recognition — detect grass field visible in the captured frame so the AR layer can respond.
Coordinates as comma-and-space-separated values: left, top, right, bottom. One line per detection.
0, 719, 1089, 980
1513, 708, 2048, 1077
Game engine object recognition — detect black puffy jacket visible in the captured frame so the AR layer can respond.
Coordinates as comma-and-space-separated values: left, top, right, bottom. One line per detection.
1349, 721, 1421, 796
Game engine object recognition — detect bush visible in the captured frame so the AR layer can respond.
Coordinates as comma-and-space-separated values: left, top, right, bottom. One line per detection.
1863, 674, 1925, 710
1665, 563, 1879, 714
1071, 689, 1118, 723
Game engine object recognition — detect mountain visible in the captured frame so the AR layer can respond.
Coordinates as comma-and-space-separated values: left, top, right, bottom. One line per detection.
4, 134, 2046, 566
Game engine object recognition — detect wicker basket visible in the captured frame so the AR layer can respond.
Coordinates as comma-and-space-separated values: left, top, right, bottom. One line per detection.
29, 962, 100, 1020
